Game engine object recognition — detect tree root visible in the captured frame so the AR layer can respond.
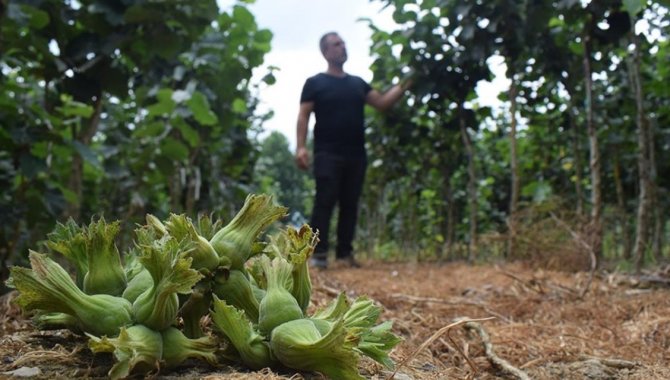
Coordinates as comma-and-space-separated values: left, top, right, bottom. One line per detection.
464, 321, 531, 380
578, 355, 639, 369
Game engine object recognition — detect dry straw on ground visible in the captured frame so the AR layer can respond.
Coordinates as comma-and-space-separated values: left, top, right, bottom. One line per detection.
2, 260, 670, 379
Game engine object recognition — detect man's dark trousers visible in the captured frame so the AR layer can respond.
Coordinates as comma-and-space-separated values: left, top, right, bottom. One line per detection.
310, 151, 367, 260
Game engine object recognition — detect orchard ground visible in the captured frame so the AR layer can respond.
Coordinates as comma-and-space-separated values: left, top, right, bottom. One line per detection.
2, 260, 669, 379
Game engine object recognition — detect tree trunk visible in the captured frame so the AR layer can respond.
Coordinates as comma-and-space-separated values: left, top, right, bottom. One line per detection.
507, 82, 519, 258
2, 179, 28, 285
64, 97, 103, 220
568, 102, 584, 216
169, 168, 183, 214
442, 169, 455, 259
648, 118, 662, 261
405, 191, 419, 260
629, 33, 652, 272
613, 156, 631, 259
459, 108, 478, 261
360, 195, 372, 256
377, 185, 387, 255
185, 166, 201, 215
583, 31, 603, 261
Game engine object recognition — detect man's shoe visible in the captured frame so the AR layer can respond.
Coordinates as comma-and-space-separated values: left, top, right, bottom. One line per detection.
335, 256, 361, 268
310, 256, 328, 269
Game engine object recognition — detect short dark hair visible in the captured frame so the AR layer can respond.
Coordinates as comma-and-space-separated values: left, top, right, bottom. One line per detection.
319, 32, 339, 54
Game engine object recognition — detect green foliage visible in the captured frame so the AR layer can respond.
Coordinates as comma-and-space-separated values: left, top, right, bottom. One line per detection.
2, 0, 670, 282
361, 0, 670, 263
0, 0, 274, 281
253, 132, 314, 220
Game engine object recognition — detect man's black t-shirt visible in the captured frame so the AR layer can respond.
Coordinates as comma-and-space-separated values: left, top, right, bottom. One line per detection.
300, 73, 372, 157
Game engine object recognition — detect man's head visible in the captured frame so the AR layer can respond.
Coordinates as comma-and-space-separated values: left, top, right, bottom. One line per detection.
319, 32, 347, 66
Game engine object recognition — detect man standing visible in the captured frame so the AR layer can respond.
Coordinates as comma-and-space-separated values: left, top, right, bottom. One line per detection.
295, 31, 410, 269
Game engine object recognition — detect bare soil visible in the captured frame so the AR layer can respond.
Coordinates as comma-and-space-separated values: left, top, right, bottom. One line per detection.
2, 261, 669, 379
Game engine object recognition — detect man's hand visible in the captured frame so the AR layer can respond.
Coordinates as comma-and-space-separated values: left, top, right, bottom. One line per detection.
365, 68, 414, 112
401, 68, 417, 89
295, 147, 309, 170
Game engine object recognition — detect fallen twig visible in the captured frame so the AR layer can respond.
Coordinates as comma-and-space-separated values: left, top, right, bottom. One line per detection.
446, 321, 478, 376
386, 317, 495, 380
635, 275, 670, 288
464, 321, 531, 380
311, 276, 343, 298
498, 269, 546, 295
519, 356, 550, 369
314, 284, 341, 297
578, 355, 639, 369
550, 213, 597, 299
391, 294, 512, 323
